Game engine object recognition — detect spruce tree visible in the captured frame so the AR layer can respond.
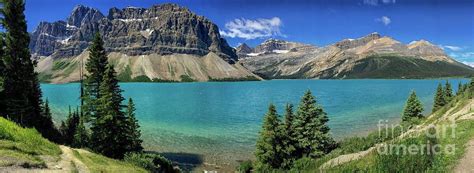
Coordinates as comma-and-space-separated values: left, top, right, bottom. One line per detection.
401, 91, 424, 122
255, 104, 285, 169
38, 100, 62, 143
61, 107, 80, 145
457, 82, 463, 96
0, 0, 43, 128
125, 98, 143, 152
282, 103, 297, 169
92, 64, 129, 159
82, 32, 108, 121
444, 81, 453, 103
293, 90, 334, 158
469, 77, 474, 98
432, 83, 446, 112
0, 32, 5, 93
72, 117, 89, 148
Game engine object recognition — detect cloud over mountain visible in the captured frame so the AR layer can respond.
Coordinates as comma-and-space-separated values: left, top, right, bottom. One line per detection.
376, 16, 391, 26
219, 17, 284, 40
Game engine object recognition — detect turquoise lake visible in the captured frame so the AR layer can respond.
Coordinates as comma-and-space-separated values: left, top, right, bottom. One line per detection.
40, 79, 468, 165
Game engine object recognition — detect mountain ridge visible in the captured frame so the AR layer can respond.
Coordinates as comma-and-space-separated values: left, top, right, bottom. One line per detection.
32, 4, 261, 83
240, 32, 474, 79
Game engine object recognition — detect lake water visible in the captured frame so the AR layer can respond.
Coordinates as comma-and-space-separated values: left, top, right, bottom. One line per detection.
40, 79, 468, 166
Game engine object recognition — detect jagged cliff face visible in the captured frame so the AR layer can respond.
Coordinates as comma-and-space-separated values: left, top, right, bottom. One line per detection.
30, 4, 237, 63
241, 33, 474, 79
33, 4, 258, 83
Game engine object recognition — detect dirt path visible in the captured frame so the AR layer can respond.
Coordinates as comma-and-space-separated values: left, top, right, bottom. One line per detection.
454, 139, 474, 173
319, 99, 474, 171
0, 145, 89, 173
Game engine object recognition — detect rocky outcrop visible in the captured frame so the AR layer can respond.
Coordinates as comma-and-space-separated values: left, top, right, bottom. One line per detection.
30, 4, 237, 63
240, 33, 474, 79
334, 32, 381, 50
235, 43, 253, 57
253, 39, 308, 53
32, 4, 259, 83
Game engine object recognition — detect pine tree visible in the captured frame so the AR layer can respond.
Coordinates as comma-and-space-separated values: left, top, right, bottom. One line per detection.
125, 98, 143, 152
432, 83, 446, 112
293, 90, 335, 158
457, 82, 463, 96
37, 100, 62, 143
72, 116, 89, 148
281, 103, 297, 169
401, 91, 424, 122
92, 64, 129, 159
0, 32, 5, 93
0, 0, 43, 129
469, 77, 474, 98
255, 104, 285, 169
61, 107, 80, 145
444, 81, 453, 103
82, 32, 108, 121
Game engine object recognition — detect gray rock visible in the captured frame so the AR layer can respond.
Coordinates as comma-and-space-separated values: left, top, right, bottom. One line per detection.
29, 3, 237, 63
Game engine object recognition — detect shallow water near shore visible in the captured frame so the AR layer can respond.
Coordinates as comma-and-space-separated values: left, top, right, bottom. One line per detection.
41, 79, 468, 167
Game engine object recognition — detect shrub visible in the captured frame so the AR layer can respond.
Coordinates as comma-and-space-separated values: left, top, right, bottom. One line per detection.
237, 160, 253, 173
124, 152, 177, 173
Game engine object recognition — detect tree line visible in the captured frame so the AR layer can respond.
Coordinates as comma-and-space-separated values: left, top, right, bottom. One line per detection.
254, 90, 336, 171
250, 79, 471, 172
0, 0, 142, 160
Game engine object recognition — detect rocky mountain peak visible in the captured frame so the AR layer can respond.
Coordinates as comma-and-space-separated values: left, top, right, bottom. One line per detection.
67, 5, 104, 27
254, 38, 306, 53
236, 43, 253, 54
30, 3, 237, 63
408, 40, 445, 56
334, 32, 382, 50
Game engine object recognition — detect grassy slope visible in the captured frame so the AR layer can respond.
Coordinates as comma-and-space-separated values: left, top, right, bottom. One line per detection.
0, 117, 61, 168
341, 55, 474, 79
0, 117, 146, 172
72, 149, 147, 173
303, 91, 474, 172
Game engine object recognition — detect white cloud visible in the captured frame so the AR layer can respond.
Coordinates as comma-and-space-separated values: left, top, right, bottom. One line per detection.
376, 16, 391, 26
363, 0, 396, 6
219, 17, 284, 40
441, 45, 462, 51
462, 61, 474, 67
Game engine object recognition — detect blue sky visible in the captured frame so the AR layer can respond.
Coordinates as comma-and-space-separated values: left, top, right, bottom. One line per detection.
25, 0, 474, 64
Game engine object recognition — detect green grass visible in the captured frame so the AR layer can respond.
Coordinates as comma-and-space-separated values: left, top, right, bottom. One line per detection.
52, 60, 72, 71
340, 55, 474, 79
180, 75, 196, 82
320, 89, 474, 172
0, 117, 61, 168
117, 65, 133, 82
72, 149, 147, 173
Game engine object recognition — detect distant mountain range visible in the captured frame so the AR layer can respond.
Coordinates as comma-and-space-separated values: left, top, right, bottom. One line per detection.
239, 32, 474, 79
31, 4, 257, 83
30, 4, 474, 83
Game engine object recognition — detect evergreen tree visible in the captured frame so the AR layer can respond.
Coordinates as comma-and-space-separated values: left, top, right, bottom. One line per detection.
401, 91, 424, 122
91, 64, 129, 159
0, 33, 5, 93
457, 82, 464, 96
281, 103, 297, 169
444, 81, 453, 103
255, 104, 285, 169
82, 32, 108, 121
72, 116, 89, 148
293, 90, 335, 158
432, 83, 446, 112
125, 98, 143, 152
469, 77, 474, 98
0, 0, 43, 129
38, 100, 62, 143
61, 107, 80, 145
